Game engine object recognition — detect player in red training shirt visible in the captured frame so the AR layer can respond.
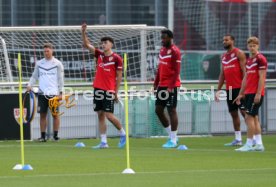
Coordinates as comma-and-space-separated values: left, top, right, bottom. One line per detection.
81, 23, 126, 149
215, 34, 246, 146
154, 29, 181, 148
234, 36, 267, 152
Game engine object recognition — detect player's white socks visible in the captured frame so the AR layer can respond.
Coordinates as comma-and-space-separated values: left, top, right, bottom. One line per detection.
255, 134, 263, 145
119, 128, 126, 136
253, 135, 256, 142
170, 131, 177, 144
165, 125, 171, 135
100, 134, 107, 143
246, 138, 253, 146
235, 131, 242, 141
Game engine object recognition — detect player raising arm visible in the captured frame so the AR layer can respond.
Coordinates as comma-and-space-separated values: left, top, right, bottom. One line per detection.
81, 23, 126, 149
234, 36, 267, 152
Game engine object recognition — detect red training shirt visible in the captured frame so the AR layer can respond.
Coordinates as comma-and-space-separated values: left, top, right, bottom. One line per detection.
221, 48, 243, 90
154, 44, 181, 89
245, 53, 267, 96
93, 49, 123, 92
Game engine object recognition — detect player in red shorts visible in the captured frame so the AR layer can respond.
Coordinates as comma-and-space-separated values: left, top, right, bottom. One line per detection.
234, 36, 267, 152
81, 23, 126, 149
154, 29, 181, 148
215, 34, 246, 146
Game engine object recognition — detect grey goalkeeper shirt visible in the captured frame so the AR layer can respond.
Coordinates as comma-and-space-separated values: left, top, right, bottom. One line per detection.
28, 57, 64, 95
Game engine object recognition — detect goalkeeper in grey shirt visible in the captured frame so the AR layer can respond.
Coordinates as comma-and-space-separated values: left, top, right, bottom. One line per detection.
27, 43, 64, 142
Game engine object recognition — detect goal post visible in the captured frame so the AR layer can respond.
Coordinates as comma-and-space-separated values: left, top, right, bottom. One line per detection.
0, 25, 165, 86
0, 25, 213, 139
0, 36, 13, 83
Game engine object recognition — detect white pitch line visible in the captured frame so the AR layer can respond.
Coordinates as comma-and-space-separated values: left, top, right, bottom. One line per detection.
1, 144, 276, 154
0, 168, 276, 179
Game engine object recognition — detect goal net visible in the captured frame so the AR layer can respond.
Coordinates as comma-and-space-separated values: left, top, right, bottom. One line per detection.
174, 0, 276, 80
0, 25, 212, 139
0, 25, 165, 86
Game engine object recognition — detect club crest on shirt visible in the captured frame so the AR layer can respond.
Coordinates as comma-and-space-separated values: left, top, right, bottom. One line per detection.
109, 56, 113, 61
231, 53, 235, 58
253, 58, 257, 62
222, 56, 226, 61
167, 49, 171, 55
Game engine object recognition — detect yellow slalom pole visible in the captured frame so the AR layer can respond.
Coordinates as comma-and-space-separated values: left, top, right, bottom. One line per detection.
18, 53, 25, 167
122, 53, 135, 174
124, 53, 130, 168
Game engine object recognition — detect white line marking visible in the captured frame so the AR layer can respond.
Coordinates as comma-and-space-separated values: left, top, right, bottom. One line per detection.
0, 168, 276, 179
0, 144, 276, 154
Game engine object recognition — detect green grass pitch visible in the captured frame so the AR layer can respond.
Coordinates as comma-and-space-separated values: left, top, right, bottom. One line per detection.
0, 136, 276, 187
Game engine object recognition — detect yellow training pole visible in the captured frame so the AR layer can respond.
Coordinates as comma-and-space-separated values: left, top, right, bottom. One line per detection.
18, 53, 25, 166
13, 53, 33, 170
122, 53, 135, 174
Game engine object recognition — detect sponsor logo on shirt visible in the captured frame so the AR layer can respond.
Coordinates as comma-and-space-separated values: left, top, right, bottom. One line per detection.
223, 64, 236, 69
39, 72, 56, 76
247, 70, 256, 74
99, 63, 104, 68
167, 49, 171, 55
159, 61, 168, 65
231, 53, 235, 58
98, 65, 111, 71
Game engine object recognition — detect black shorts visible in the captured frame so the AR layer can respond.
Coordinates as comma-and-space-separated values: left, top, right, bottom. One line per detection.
155, 87, 178, 108
93, 88, 115, 113
226, 88, 245, 112
244, 94, 264, 116
38, 95, 57, 113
